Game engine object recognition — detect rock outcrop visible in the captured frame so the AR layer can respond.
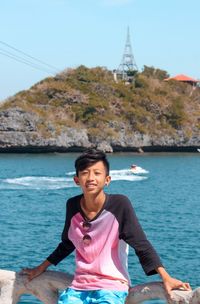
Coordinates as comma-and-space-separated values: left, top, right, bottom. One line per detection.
0, 109, 199, 152
1, 269, 200, 304
0, 66, 200, 153
0, 108, 91, 152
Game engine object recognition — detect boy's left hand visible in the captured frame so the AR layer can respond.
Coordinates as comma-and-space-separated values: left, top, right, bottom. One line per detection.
163, 276, 191, 296
156, 267, 191, 297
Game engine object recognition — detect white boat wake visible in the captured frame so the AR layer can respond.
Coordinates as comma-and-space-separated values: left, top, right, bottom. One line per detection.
67, 168, 149, 182
0, 168, 149, 190
0, 176, 74, 190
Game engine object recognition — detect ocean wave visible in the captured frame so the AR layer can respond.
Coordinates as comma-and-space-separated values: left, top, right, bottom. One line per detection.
67, 168, 148, 179
0, 168, 148, 190
0, 176, 75, 190
110, 169, 148, 181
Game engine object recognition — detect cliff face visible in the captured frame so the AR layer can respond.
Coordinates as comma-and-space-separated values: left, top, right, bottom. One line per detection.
0, 108, 91, 152
0, 66, 200, 152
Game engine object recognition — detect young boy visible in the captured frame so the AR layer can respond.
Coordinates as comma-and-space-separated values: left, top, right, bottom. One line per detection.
22, 149, 191, 304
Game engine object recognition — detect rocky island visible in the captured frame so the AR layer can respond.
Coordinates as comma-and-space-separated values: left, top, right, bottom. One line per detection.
0, 65, 199, 153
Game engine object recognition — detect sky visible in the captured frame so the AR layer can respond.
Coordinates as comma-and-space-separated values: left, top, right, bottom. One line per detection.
0, 0, 200, 101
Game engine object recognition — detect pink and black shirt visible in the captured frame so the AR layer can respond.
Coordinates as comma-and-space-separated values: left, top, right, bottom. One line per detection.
47, 194, 163, 291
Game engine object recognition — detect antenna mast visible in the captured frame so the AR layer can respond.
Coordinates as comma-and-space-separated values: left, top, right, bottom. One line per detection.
115, 27, 138, 82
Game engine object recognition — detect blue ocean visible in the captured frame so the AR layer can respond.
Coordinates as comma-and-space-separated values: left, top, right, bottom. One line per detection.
1, 153, 200, 303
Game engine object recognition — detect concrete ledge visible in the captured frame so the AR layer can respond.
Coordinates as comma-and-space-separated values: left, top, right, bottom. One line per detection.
0, 269, 199, 304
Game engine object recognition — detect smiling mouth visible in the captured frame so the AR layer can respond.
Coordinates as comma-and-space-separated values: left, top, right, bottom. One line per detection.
86, 183, 97, 188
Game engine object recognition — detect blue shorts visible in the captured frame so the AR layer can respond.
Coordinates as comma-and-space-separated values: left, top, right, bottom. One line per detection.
58, 288, 128, 304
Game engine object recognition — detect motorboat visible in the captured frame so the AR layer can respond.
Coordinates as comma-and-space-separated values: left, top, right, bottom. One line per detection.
130, 164, 148, 174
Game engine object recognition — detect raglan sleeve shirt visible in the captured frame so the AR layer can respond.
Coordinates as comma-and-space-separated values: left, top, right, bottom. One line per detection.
47, 194, 163, 279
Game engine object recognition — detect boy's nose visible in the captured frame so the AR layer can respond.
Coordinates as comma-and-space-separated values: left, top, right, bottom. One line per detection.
87, 171, 95, 180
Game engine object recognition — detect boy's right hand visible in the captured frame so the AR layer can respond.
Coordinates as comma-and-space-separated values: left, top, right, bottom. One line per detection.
20, 259, 51, 281
20, 265, 45, 281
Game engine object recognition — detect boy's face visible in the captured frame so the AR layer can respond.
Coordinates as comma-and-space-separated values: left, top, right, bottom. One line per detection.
74, 161, 111, 195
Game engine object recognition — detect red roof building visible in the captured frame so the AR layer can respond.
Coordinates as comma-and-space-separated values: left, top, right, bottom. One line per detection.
164, 74, 199, 85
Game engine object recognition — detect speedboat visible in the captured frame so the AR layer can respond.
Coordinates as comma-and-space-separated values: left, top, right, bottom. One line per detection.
130, 164, 138, 173
130, 165, 149, 174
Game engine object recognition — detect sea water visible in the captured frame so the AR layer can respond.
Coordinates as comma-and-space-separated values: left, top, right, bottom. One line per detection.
0, 153, 200, 303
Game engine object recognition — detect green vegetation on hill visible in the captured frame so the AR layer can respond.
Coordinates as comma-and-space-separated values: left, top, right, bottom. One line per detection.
1, 65, 200, 141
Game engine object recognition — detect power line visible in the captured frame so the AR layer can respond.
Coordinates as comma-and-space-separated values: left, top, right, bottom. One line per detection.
0, 40, 60, 74
0, 49, 56, 75
0, 40, 60, 72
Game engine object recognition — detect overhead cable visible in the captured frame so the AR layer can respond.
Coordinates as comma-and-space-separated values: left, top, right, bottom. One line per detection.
0, 40, 60, 74
0, 49, 56, 75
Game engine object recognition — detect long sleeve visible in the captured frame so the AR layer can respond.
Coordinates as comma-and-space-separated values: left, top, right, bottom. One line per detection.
118, 195, 163, 275
47, 200, 75, 265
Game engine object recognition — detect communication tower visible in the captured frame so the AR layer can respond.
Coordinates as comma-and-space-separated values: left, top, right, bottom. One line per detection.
114, 27, 138, 82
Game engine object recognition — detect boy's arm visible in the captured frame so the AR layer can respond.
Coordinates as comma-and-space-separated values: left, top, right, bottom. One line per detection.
21, 236, 75, 281
46, 199, 76, 265
156, 267, 191, 295
21, 199, 75, 280
21, 234, 75, 281
118, 195, 191, 293
119, 196, 163, 275
46, 238, 75, 265
21, 259, 52, 281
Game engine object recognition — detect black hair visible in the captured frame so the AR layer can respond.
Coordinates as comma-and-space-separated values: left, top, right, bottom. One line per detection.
75, 148, 110, 176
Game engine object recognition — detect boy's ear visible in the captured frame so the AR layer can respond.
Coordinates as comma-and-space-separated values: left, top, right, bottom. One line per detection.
105, 175, 111, 186
74, 176, 80, 185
